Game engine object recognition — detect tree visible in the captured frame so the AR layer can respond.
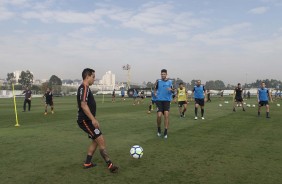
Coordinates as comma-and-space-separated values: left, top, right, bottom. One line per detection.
49, 75, 62, 95
18, 70, 33, 87
146, 82, 155, 88
6, 73, 16, 84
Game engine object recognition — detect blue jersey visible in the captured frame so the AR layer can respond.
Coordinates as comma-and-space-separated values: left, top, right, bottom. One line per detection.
151, 90, 157, 101
133, 89, 138, 97
121, 89, 125, 95
193, 85, 205, 99
258, 88, 269, 101
155, 79, 173, 101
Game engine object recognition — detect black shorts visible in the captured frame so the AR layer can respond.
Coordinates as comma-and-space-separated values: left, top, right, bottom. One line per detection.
46, 101, 53, 106
178, 101, 187, 107
77, 120, 102, 140
156, 101, 170, 113
259, 101, 269, 106
195, 98, 205, 106
235, 97, 243, 102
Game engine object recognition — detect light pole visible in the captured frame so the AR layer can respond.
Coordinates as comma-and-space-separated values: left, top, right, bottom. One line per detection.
122, 64, 131, 89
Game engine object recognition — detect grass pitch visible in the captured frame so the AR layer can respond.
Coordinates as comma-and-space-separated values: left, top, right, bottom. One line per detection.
0, 95, 282, 184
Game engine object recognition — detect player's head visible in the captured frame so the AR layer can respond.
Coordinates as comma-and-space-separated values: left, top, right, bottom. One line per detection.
46, 87, 50, 92
238, 83, 241, 88
261, 82, 266, 88
161, 69, 167, 80
179, 82, 183, 89
26, 86, 29, 90
196, 80, 201, 87
82, 68, 95, 85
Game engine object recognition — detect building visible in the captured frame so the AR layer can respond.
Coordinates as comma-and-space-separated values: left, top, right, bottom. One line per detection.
99, 71, 115, 90
13, 70, 21, 84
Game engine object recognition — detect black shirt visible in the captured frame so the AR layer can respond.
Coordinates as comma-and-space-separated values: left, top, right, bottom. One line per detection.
235, 87, 243, 97
77, 84, 96, 121
23, 90, 32, 99
44, 91, 53, 102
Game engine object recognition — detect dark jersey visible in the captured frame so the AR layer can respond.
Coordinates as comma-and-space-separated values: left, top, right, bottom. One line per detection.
77, 84, 96, 121
235, 87, 243, 97
23, 90, 32, 99
44, 91, 53, 102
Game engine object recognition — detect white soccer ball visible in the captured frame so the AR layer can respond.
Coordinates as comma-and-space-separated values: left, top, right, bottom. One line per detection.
224, 101, 229, 104
252, 105, 256, 108
219, 104, 222, 107
277, 104, 280, 107
130, 145, 143, 159
246, 104, 251, 107
243, 102, 246, 105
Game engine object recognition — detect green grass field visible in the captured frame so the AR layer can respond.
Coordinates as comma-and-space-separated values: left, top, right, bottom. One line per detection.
1, 95, 282, 184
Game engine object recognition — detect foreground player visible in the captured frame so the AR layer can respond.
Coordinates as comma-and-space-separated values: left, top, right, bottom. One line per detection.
233, 83, 245, 112
155, 69, 174, 139
257, 82, 273, 118
43, 87, 54, 115
176, 82, 188, 118
77, 68, 118, 173
191, 80, 207, 120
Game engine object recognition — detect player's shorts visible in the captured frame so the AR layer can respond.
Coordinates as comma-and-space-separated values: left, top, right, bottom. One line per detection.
178, 101, 187, 107
259, 101, 269, 106
151, 100, 156, 105
235, 96, 243, 102
156, 101, 170, 113
45, 100, 53, 106
195, 98, 205, 106
77, 120, 102, 140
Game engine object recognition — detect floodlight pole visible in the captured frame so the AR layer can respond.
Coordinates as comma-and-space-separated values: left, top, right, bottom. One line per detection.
122, 64, 131, 89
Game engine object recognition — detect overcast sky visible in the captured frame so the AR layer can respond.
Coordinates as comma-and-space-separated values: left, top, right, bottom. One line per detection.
0, 0, 281, 85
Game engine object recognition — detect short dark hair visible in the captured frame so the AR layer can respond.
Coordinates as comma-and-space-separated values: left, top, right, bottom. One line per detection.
161, 69, 167, 73
179, 82, 183, 85
82, 68, 95, 80
238, 83, 241, 85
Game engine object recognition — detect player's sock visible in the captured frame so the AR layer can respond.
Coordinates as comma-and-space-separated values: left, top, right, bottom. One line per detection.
158, 127, 161, 134
85, 155, 92, 164
258, 111, 261, 116
149, 105, 152, 111
201, 109, 204, 117
164, 128, 167, 136
195, 108, 198, 116
266, 112, 270, 118
51, 107, 54, 111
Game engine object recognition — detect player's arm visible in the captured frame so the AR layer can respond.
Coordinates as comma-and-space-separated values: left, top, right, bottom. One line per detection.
154, 80, 158, 96
186, 89, 188, 102
203, 87, 207, 102
257, 90, 260, 103
233, 89, 236, 101
191, 87, 194, 101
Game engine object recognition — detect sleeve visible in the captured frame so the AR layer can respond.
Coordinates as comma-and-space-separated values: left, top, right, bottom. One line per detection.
80, 85, 89, 102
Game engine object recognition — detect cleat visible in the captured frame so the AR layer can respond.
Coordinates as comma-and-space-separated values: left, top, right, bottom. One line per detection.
157, 132, 161, 137
51, 111, 54, 114
233, 108, 236, 112
44, 112, 47, 115
164, 135, 168, 139
201, 117, 205, 120
243, 108, 245, 111
108, 163, 119, 173
83, 162, 97, 169
147, 111, 151, 114
194, 117, 198, 120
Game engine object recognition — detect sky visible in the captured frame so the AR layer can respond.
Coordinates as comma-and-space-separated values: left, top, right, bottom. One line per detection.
0, 0, 282, 85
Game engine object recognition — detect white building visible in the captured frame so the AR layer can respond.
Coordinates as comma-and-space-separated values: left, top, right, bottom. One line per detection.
99, 71, 115, 90
13, 70, 21, 84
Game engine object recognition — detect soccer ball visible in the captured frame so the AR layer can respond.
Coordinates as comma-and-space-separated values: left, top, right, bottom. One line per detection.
252, 105, 256, 108
246, 104, 251, 107
219, 104, 222, 107
130, 145, 143, 159
277, 104, 280, 107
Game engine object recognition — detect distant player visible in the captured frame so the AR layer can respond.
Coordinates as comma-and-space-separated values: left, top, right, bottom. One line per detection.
22, 86, 32, 112
207, 89, 211, 102
112, 89, 116, 103
147, 89, 157, 114
77, 68, 118, 173
257, 82, 273, 118
176, 82, 188, 118
191, 80, 207, 120
43, 87, 54, 115
132, 89, 139, 105
155, 69, 174, 139
140, 90, 145, 103
120, 87, 125, 101
233, 83, 245, 112
247, 91, 251, 99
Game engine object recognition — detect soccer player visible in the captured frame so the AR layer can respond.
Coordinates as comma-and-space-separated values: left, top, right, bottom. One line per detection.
140, 90, 145, 103
232, 83, 245, 112
176, 82, 188, 118
147, 89, 157, 114
133, 89, 139, 105
22, 86, 32, 112
77, 68, 118, 173
257, 82, 273, 118
155, 69, 174, 139
207, 89, 211, 102
121, 87, 125, 101
191, 80, 207, 120
43, 87, 54, 115
112, 89, 116, 103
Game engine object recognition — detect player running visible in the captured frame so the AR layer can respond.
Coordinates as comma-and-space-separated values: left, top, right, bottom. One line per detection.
176, 82, 188, 118
191, 80, 207, 120
147, 89, 157, 114
155, 69, 174, 139
43, 87, 54, 115
112, 89, 116, 103
232, 83, 245, 112
77, 68, 118, 173
257, 82, 273, 118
